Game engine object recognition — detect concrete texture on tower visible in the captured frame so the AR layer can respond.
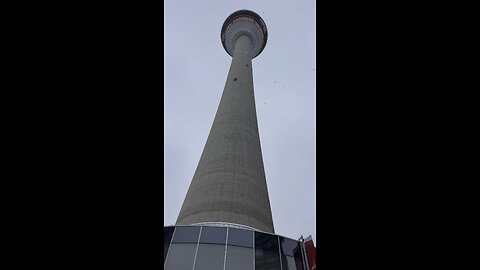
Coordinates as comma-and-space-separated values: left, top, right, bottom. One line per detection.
176, 10, 274, 233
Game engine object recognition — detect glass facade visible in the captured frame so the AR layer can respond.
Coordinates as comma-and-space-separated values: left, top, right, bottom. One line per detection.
255, 232, 281, 270
228, 228, 253, 247
164, 227, 174, 262
195, 226, 227, 270
164, 225, 307, 270
280, 237, 305, 270
164, 243, 197, 270
200, 226, 227, 244
195, 243, 226, 270
171, 226, 201, 243
226, 228, 254, 270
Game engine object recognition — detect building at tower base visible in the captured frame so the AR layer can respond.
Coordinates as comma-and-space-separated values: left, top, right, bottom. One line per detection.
164, 224, 313, 270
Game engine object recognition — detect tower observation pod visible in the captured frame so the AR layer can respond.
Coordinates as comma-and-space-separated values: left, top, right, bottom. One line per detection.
175, 10, 274, 233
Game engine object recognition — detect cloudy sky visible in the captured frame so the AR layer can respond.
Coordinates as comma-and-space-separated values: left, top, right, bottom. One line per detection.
164, 0, 316, 243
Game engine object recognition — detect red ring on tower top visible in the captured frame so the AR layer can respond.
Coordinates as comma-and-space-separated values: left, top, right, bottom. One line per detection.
221, 10, 268, 59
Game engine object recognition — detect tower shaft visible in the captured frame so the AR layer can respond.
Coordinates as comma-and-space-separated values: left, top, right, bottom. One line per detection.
176, 35, 274, 233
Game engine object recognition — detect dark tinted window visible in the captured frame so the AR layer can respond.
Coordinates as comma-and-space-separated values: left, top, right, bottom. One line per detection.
199, 226, 227, 244
225, 245, 254, 270
164, 243, 197, 270
164, 227, 175, 262
280, 237, 305, 270
164, 227, 175, 243
255, 232, 281, 270
227, 228, 253, 248
280, 237, 301, 256
194, 243, 226, 270
283, 256, 304, 270
255, 232, 279, 252
171, 226, 200, 243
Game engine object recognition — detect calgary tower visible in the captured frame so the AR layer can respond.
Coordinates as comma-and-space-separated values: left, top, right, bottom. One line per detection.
176, 9, 274, 233
165, 10, 315, 270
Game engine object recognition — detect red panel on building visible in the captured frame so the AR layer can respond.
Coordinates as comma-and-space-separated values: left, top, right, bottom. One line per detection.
304, 236, 317, 269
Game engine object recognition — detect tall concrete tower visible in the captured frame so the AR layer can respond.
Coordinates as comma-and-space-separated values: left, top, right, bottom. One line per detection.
176, 10, 274, 233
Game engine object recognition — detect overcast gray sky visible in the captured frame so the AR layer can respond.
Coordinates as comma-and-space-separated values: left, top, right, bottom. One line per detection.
164, 0, 316, 244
